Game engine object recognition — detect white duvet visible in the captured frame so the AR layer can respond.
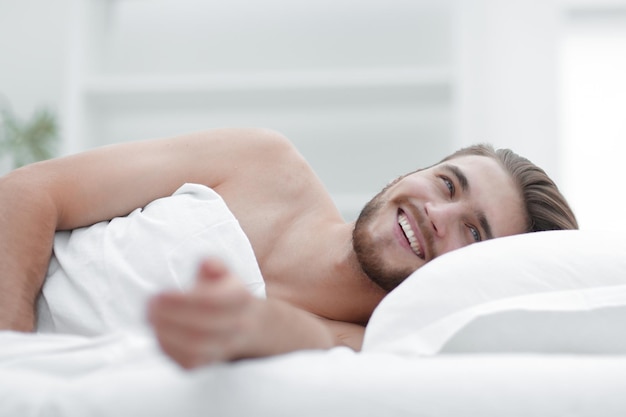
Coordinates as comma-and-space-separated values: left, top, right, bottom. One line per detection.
2, 330, 626, 417
2, 184, 626, 416
37, 183, 265, 337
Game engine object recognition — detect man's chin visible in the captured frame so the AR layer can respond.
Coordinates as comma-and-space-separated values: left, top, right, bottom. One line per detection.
360, 263, 415, 293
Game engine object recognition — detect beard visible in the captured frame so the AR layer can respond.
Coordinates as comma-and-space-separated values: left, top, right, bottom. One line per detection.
352, 178, 416, 292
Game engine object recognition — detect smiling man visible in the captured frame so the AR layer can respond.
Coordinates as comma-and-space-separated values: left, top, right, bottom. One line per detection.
353, 154, 527, 292
0, 128, 577, 368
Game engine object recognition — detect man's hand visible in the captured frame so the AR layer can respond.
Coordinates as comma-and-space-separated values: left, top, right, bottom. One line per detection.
148, 258, 261, 369
148, 258, 365, 370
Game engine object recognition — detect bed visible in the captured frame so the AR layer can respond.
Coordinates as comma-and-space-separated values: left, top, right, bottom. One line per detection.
1, 186, 625, 416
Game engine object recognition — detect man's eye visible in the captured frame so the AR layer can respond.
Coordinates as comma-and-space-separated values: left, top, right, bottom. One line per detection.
468, 225, 482, 242
441, 176, 455, 196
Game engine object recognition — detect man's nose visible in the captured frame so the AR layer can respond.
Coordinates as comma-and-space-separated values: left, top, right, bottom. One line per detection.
424, 201, 462, 239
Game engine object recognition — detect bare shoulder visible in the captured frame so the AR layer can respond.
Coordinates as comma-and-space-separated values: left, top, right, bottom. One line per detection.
215, 128, 334, 212
200, 127, 296, 167
216, 129, 341, 255
211, 127, 307, 186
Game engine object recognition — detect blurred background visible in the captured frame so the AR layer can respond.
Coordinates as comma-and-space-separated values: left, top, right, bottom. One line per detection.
1, 0, 624, 228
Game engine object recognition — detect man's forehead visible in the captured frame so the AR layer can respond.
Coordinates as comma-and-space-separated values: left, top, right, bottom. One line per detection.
428, 155, 502, 178
438, 154, 496, 166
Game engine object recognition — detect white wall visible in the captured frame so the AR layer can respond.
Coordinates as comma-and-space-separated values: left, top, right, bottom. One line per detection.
3, 0, 623, 226
455, 0, 561, 183
58, 0, 458, 220
0, 0, 72, 172
0, 0, 71, 117
558, 5, 626, 230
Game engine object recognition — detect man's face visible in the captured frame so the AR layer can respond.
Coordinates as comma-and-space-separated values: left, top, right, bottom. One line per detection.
353, 155, 527, 291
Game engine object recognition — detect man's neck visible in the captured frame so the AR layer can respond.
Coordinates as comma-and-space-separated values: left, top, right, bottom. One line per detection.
262, 220, 387, 324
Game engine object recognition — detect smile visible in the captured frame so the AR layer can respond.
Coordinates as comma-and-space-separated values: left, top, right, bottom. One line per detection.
398, 212, 424, 259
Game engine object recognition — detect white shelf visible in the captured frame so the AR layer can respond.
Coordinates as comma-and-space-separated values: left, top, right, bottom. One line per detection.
82, 67, 453, 97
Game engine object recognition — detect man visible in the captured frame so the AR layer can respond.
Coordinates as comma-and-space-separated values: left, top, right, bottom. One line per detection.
0, 128, 577, 368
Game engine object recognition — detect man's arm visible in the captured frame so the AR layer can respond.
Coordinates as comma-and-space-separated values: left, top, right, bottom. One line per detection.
148, 259, 364, 368
0, 173, 57, 330
0, 128, 293, 331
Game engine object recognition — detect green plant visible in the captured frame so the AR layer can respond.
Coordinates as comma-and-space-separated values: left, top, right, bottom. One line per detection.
0, 103, 59, 169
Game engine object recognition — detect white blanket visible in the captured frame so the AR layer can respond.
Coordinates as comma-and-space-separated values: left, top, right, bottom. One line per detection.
37, 183, 265, 336
2, 331, 626, 417
2, 186, 626, 416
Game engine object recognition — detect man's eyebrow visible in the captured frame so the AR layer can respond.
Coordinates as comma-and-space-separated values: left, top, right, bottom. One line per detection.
442, 163, 494, 240
477, 212, 494, 240
441, 164, 469, 192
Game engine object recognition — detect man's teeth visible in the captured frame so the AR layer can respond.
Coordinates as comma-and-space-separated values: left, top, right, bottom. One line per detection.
398, 213, 422, 257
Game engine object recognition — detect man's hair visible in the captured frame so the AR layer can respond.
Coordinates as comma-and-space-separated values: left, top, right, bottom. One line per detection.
440, 144, 578, 232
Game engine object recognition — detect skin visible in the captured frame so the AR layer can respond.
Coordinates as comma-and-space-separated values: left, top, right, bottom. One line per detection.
0, 128, 526, 368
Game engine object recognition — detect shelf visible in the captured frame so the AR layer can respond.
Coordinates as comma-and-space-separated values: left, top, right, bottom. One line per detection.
82, 67, 453, 97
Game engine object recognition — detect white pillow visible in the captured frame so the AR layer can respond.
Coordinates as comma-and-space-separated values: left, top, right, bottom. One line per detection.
362, 230, 626, 355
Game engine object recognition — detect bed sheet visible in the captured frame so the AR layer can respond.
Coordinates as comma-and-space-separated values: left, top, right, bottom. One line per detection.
1, 331, 626, 417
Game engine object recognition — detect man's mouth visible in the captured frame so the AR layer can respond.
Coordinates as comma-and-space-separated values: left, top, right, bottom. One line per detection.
398, 212, 424, 259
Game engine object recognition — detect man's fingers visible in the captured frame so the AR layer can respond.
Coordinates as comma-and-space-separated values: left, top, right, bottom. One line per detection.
151, 319, 226, 369
148, 293, 234, 332
147, 259, 256, 369
150, 281, 250, 315
148, 292, 250, 369
196, 258, 229, 284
